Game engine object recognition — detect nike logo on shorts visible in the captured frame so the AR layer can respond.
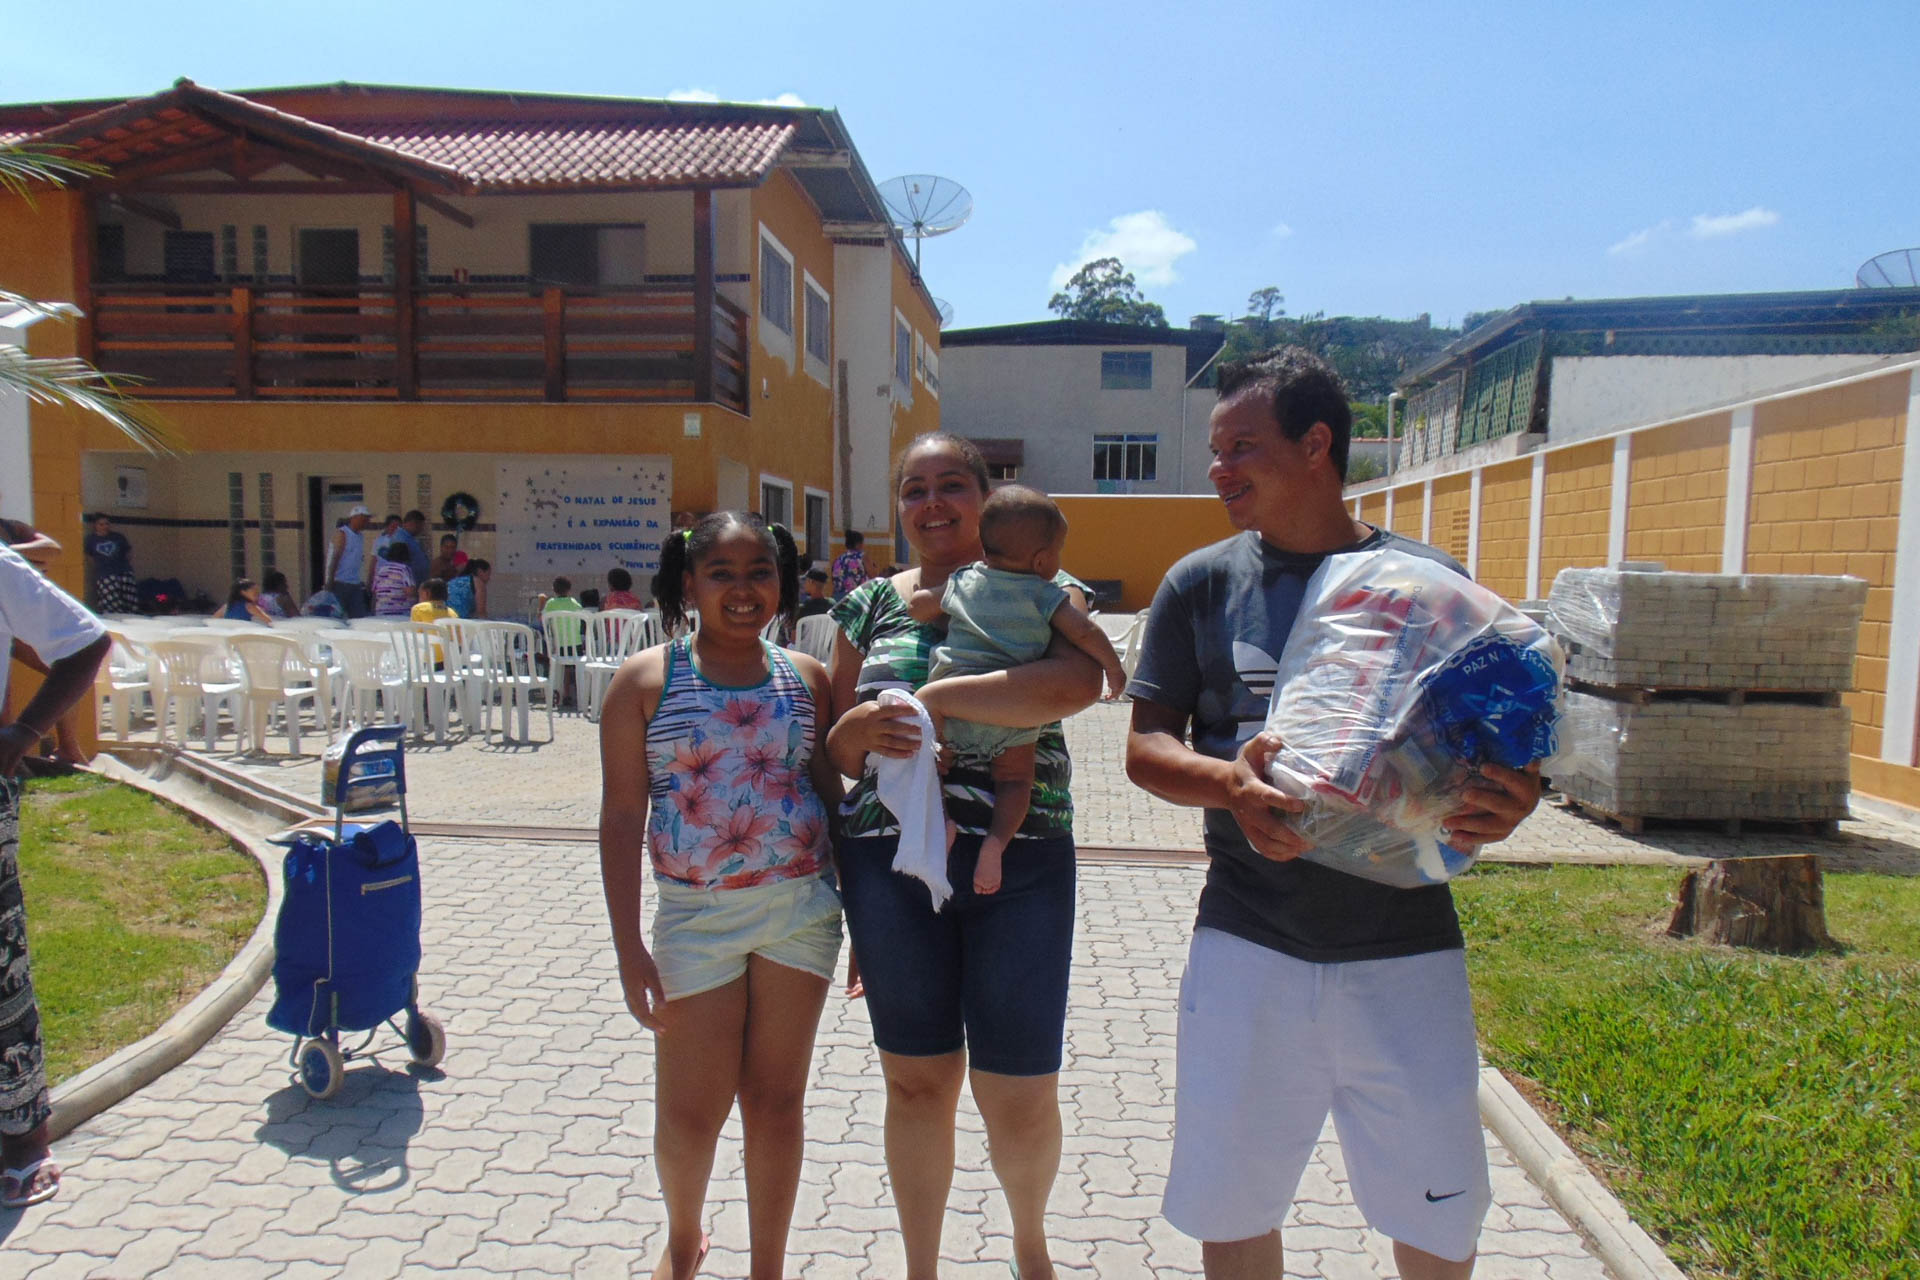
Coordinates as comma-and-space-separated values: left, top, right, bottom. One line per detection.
1425, 1189, 1466, 1202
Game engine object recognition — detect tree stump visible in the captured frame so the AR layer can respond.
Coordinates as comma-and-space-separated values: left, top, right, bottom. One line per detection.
1667, 854, 1834, 953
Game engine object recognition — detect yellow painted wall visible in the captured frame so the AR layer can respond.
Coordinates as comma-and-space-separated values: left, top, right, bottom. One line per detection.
1749, 376, 1908, 755
1538, 439, 1614, 591
1359, 491, 1386, 529
1394, 483, 1426, 543
1429, 473, 1472, 566
1625, 413, 1728, 573
1477, 460, 1532, 600
1052, 495, 1236, 611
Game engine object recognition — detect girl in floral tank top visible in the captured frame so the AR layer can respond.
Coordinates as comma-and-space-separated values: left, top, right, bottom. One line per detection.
597, 511, 846, 1280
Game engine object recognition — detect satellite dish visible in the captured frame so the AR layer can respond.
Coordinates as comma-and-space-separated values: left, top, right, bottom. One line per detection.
1856, 248, 1920, 288
933, 298, 955, 328
877, 174, 972, 273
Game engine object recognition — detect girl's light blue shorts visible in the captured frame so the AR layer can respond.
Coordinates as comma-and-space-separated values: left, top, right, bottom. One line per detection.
651, 871, 843, 1001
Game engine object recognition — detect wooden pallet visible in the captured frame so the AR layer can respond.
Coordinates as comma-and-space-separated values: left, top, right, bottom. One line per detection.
1567, 680, 1842, 709
1554, 794, 1842, 839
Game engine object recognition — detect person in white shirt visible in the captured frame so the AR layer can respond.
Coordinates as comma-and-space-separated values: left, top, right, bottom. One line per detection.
0, 545, 109, 1208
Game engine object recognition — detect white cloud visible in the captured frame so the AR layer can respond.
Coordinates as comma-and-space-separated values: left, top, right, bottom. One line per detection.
1607, 221, 1670, 256
1689, 206, 1780, 238
1049, 210, 1198, 290
1271, 222, 1294, 239
664, 88, 807, 107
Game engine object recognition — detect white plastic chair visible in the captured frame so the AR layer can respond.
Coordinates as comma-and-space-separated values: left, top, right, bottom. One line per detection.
148, 635, 245, 751
579, 609, 646, 721
792, 613, 840, 664
328, 632, 410, 727
541, 608, 591, 712
1119, 611, 1148, 679
227, 632, 323, 755
474, 621, 554, 743
393, 621, 466, 744
94, 631, 154, 741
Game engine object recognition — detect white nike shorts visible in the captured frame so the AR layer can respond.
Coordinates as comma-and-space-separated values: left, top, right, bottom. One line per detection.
1162, 928, 1491, 1262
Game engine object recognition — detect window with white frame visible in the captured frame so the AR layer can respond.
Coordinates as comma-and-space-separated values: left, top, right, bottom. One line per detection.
894, 313, 913, 386
760, 476, 793, 529
1092, 433, 1159, 483
803, 274, 830, 380
920, 342, 939, 395
1100, 350, 1153, 390
758, 226, 795, 371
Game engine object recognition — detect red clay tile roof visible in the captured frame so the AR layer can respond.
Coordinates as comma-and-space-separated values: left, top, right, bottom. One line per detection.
355, 119, 797, 189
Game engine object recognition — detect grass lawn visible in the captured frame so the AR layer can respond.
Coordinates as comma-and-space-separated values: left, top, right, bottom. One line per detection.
1457, 863, 1918, 1280
17, 773, 265, 1085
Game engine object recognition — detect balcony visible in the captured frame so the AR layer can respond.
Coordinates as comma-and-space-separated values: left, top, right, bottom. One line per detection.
90, 283, 750, 412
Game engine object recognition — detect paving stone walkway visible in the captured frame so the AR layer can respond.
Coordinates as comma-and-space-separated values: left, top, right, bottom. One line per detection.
21, 699, 1916, 1275
9, 837, 1606, 1279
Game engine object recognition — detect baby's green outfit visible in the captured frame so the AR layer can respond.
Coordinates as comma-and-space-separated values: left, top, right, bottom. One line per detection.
929, 563, 1069, 762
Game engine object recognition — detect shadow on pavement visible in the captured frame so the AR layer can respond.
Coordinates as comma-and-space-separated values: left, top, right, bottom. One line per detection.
255, 1056, 433, 1193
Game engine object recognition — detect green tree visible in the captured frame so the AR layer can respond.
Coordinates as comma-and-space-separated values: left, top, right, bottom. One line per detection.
1346, 454, 1385, 483
2, 146, 172, 453
1047, 257, 1169, 327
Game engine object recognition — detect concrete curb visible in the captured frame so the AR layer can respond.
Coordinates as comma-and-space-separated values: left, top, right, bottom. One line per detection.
1477, 1066, 1687, 1280
47, 755, 285, 1142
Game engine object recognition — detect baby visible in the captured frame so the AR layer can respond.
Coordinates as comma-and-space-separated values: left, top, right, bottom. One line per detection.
912, 485, 1127, 893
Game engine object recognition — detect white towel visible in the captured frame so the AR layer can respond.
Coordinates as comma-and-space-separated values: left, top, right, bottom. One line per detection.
868, 689, 952, 911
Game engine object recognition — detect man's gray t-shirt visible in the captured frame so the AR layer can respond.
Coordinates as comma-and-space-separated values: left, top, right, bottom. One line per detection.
1127, 526, 1469, 963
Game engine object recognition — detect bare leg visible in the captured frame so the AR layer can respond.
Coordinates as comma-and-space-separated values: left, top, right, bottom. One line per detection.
973, 743, 1035, 895
970, 1067, 1061, 1280
1394, 1240, 1475, 1280
1201, 1231, 1285, 1279
737, 955, 831, 1280
651, 976, 748, 1280
879, 1049, 966, 1280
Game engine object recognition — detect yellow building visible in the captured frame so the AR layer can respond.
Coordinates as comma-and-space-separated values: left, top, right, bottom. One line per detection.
0, 80, 941, 619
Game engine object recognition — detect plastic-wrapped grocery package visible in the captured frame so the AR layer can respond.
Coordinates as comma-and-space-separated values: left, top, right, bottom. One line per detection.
1263, 549, 1565, 888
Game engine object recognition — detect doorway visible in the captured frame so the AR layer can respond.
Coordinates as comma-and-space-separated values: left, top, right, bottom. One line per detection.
297, 229, 360, 286
307, 476, 366, 593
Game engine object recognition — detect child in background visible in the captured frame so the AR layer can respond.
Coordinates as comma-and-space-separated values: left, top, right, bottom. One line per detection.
603, 566, 644, 611
578, 588, 602, 610
911, 485, 1127, 894
371, 542, 416, 616
259, 570, 298, 619
223, 578, 274, 625
597, 512, 844, 1280
410, 577, 455, 626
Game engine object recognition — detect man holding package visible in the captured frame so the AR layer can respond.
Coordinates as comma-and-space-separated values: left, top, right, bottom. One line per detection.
1124, 347, 1542, 1280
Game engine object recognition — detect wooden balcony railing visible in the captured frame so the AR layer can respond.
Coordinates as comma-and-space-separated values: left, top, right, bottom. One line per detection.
90, 283, 750, 412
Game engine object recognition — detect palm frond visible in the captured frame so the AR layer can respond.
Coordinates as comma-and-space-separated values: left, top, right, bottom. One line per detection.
0, 289, 82, 323
0, 145, 107, 202
0, 346, 177, 455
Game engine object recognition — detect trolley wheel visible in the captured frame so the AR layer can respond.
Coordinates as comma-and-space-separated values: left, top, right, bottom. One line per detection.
298, 1038, 345, 1100
406, 1010, 446, 1068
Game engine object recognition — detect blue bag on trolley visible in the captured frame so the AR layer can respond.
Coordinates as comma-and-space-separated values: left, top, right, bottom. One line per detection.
266, 820, 422, 1038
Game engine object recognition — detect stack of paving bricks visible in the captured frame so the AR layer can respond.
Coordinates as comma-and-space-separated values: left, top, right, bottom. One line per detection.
1545, 567, 1866, 830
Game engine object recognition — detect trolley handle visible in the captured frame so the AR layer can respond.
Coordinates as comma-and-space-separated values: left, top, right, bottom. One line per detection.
333, 724, 409, 837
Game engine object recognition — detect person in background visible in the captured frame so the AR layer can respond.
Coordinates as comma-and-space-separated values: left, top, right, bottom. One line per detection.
82, 514, 137, 615
2, 509, 87, 766
429, 534, 460, 584
371, 542, 417, 617
0, 543, 110, 1209
398, 511, 433, 585
446, 558, 490, 620
325, 505, 373, 618
602, 567, 644, 612
258, 570, 298, 620
830, 530, 870, 600
411, 577, 456, 626
371, 513, 403, 561
301, 588, 345, 620
797, 567, 833, 620
222, 579, 273, 625
578, 588, 602, 610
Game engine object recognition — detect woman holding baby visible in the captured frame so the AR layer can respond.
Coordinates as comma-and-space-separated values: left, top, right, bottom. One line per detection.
826, 431, 1105, 1280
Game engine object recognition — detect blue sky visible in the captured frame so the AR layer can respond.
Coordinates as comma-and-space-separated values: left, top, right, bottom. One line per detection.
7, 0, 1917, 332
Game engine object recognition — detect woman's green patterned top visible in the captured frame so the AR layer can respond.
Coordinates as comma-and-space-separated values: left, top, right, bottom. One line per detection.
832, 573, 1081, 841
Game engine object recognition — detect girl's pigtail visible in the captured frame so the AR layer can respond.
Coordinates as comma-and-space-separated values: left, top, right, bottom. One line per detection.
768, 523, 801, 627
656, 527, 691, 634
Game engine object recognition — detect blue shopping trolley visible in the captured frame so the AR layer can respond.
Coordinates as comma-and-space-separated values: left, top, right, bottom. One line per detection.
266, 725, 445, 1099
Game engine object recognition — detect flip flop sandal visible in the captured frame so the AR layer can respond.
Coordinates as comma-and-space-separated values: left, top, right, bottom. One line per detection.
2, 1156, 61, 1209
